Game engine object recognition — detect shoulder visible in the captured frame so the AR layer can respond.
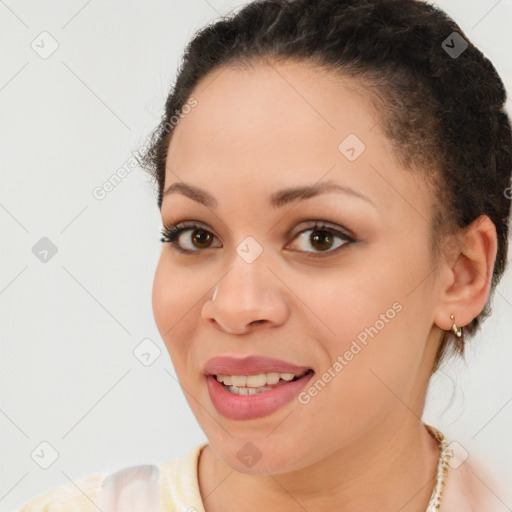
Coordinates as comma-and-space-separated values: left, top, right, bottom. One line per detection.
158, 442, 208, 511
17, 443, 208, 512
17, 471, 107, 512
442, 456, 506, 511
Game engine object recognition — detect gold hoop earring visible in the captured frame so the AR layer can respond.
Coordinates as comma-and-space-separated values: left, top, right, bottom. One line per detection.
450, 314, 463, 338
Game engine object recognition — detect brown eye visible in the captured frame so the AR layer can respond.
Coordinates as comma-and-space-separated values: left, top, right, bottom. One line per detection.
288, 223, 353, 255
310, 229, 335, 251
190, 229, 213, 249
161, 220, 354, 256
160, 222, 221, 253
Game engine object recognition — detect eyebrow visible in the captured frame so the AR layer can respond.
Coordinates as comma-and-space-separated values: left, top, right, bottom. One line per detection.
162, 180, 374, 209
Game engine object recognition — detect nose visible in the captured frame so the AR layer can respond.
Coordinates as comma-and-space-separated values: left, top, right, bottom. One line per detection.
201, 260, 289, 335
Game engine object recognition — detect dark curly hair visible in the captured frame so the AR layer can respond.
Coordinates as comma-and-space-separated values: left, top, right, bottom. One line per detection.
138, 0, 512, 373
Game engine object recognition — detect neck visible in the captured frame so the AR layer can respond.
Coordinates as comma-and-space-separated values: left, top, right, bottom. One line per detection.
198, 416, 441, 512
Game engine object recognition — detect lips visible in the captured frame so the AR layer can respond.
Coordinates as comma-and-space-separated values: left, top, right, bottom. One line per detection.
203, 355, 315, 420
203, 355, 312, 376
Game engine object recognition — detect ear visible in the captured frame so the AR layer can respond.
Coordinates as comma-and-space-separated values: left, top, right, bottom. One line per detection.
433, 215, 498, 332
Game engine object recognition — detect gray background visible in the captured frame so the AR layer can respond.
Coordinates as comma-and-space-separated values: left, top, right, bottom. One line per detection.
1, 1, 511, 510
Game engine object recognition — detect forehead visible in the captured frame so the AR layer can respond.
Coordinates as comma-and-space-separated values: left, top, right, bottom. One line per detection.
168, 60, 376, 166
164, 60, 431, 221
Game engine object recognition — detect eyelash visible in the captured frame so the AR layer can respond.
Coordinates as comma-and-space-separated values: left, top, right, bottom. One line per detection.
160, 220, 355, 257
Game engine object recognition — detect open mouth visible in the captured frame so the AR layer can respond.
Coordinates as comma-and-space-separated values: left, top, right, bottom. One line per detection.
214, 369, 314, 396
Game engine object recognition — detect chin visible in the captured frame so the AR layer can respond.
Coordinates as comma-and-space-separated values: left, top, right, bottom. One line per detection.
209, 435, 311, 476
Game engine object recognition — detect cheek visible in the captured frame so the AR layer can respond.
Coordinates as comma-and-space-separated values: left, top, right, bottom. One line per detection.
300, 263, 402, 349
152, 257, 174, 338
302, 256, 425, 396
151, 257, 199, 360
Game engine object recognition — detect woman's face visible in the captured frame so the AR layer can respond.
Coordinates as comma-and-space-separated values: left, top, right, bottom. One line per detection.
152, 60, 445, 474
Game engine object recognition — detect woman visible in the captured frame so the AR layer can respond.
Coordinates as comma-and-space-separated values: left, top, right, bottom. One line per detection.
18, 0, 511, 510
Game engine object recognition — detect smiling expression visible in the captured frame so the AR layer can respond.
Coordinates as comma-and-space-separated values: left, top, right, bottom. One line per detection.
152, 59, 445, 474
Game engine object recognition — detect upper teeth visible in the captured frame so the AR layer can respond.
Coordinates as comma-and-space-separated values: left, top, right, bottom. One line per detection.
215, 372, 305, 387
